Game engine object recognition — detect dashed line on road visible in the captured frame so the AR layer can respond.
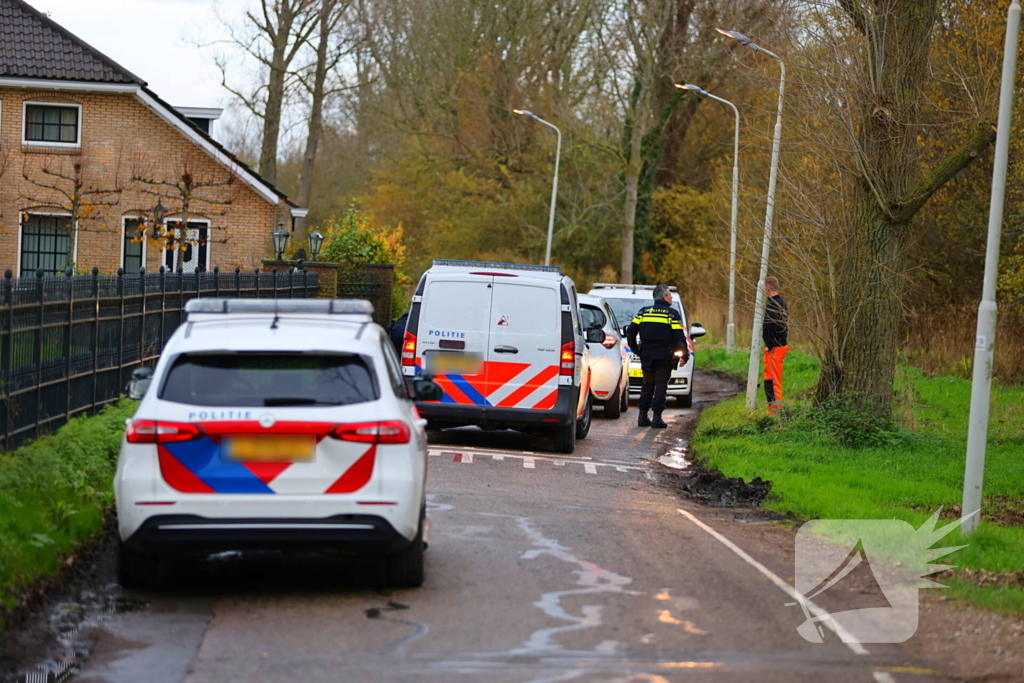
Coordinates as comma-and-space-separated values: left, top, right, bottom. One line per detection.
428, 446, 647, 475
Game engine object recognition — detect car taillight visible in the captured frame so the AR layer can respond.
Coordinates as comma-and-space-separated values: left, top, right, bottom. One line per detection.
331, 421, 411, 444
402, 331, 417, 367
601, 333, 616, 349
125, 419, 203, 444
560, 341, 575, 376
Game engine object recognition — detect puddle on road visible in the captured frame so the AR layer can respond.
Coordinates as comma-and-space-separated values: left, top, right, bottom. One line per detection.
8, 590, 148, 683
656, 438, 692, 470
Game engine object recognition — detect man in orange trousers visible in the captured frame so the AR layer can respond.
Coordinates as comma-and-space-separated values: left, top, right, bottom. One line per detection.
762, 276, 789, 413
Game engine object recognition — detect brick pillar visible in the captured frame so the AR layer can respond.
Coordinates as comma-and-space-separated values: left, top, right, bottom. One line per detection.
364, 263, 395, 325
261, 259, 338, 298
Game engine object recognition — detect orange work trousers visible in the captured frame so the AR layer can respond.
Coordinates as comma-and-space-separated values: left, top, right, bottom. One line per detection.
763, 345, 789, 412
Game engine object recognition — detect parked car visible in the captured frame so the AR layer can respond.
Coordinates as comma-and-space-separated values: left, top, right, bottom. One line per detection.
587, 284, 706, 408
578, 293, 629, 418
401, 260, 601, 453
114, 299, 441, 589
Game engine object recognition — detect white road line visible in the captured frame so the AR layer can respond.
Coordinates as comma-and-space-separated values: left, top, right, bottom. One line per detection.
492, 454, 505, 461
615, 466, 628, 473
460, 453, 474, 463
676, 509, 869, 656
553, 459, 565, 467
523, 458, 536, 469
584, 463, 598, 475
873, 673, 897, 683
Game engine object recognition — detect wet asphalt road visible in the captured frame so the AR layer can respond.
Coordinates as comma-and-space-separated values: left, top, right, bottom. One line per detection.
61, 371, 938, 683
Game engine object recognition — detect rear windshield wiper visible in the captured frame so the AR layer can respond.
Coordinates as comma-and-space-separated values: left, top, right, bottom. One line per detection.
263, 397, 343, 406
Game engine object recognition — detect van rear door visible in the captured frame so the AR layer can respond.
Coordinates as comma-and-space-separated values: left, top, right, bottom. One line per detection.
483, 281, 561, 410
418, 276, 492, 405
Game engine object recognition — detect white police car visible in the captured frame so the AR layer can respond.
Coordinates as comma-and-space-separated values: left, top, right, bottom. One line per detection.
114, 299, 441, 588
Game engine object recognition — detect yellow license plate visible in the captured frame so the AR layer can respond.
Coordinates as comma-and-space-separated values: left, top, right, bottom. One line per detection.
628, 368, 644, 378
225, 435, 316, 462
425, 351, 483, 376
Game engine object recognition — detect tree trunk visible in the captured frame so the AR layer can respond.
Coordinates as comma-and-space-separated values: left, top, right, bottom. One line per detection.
297, 0, 336, 233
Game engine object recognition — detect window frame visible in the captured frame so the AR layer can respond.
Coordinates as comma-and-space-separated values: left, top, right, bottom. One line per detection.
162, 218, 211, 273
17, 211, 77, 276
380, 337, 408, 398
22, 101, 82, 148
121, 216, 148, 274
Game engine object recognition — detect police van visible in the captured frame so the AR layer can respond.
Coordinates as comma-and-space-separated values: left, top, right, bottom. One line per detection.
588, 284, 706, 408
401, 260, 601, 453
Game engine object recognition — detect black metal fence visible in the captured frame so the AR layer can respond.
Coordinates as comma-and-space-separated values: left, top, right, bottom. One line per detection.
0, 266, 320, 451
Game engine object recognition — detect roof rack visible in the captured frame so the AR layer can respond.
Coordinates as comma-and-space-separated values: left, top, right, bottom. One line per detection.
432, 259, 561, 274
591, 283, 678, 292
185, 299, 374, 317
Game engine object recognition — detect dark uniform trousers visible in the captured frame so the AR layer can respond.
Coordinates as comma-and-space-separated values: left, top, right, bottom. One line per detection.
640, 355, 674, 414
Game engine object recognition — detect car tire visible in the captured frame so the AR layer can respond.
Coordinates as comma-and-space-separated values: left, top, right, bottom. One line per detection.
552, 415, 577, 454
620, 382, 629, 413
677, 391, 693, 408
604, 382, 622, 419
386, 519, 425, 588
576, 396, 593, 440
117, 538, 162, 589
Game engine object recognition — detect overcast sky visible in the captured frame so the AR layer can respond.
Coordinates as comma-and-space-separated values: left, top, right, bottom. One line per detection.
34, 0, 242, 111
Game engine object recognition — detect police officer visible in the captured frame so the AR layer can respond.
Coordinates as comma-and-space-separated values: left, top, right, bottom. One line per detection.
627, 285, 687, 428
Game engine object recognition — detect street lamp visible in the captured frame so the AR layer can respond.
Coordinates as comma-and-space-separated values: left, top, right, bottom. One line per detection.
962, 0, 1021, 534
272, 221, 289, 261
514, 108, 561, 266
676, 83, 741, 354
151, 200, 166, 238
717, 28, 787, 411
307, 228, 325, 261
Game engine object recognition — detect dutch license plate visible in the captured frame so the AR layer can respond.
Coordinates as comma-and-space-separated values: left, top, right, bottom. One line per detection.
425, 351, 483, 376
225, 435, 316, 462
629, 368, 644, 378
629, 354, 641, 362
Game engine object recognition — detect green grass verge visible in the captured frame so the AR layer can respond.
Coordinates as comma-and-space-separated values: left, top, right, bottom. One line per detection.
695, 347, 1024, 614
0, 400, 137, 630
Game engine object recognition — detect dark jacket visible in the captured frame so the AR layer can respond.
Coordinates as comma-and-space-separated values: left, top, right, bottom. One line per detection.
626, 299, 687, 361
762, 294, 789, 348
389, 311, 409, 354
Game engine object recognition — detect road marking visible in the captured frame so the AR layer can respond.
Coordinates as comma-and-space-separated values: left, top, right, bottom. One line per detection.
553, 459, 565, 467
584, 463, 597, 475
676, 508, 869, 656
523, 457, 536, 469
492, 454, 505, 461
453, 452, 473, 463
427, 446, 646, 475
873, 673, 897, 683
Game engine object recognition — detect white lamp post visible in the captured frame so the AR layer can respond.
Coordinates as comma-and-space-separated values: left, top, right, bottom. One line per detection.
514, 109, 562, 266
962, 0, 1021, 534
676, 83, 741, 354
717, 28, 786, 411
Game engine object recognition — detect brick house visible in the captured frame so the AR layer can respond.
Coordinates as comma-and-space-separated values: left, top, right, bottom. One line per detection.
0, 0, 306, 276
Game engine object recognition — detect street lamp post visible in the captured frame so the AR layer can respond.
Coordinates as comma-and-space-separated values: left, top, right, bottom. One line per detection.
962, 0, 1021, 534
717, 28, 786, 411
272, 221, 290, 261
676, 83, 741, 354
514, 109, 562, 266
307, 229, 325, 262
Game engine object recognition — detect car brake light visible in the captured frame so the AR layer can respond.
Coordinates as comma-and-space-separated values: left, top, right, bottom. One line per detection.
601, 333, 616, 349
125, 419, 203, 444
402, 331, 417, 367
560, 341, 575, 376
331, 420, 411, 444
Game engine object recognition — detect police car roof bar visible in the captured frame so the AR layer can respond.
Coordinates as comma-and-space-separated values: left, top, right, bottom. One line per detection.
591, 283, 678, 292
432, 259, 561, 274
185, 299, 375, 316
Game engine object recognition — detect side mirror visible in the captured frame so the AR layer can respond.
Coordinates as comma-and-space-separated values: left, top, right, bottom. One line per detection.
621, 325, 629, 337
585, 327, 604, 344
411, 378, 443, 402
689, 323, 706, 339
126, 367, 154, 399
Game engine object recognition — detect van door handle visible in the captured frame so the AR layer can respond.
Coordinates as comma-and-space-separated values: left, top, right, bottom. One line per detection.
493, 345, 518, 354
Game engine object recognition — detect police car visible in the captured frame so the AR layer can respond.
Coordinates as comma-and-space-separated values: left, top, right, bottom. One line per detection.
587, 284, 705, 408
114, 299, 441, 589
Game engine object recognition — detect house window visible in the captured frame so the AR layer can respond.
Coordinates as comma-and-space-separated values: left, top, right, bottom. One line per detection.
123, 219, 145, 273
24, 103, 81, 145
20, 214, 72, 275
163, 221, 210, 273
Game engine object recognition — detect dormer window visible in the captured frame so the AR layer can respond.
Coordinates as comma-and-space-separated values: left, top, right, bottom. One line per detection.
24, 102, 81, 147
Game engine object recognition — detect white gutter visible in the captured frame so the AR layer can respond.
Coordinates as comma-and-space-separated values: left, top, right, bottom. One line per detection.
290, 207, 309, 218
0, 77, 139, 93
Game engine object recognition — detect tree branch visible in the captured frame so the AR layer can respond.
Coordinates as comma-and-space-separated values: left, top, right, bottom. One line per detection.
894, 123, 997, 223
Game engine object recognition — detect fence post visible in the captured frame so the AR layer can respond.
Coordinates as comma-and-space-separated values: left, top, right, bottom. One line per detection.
159, 266, 166, 353
138, 266, 147, 367
116, 268, 125, 398
34, 268, 44, 439
214, 266, 220, 298
65, 267, 73, 422
288, 267, 294, 299
91, 267, 99, 413
272, 268, 278, 299
235, 267, 241, 298
2, 270, 14, 448
255, 267, 260, 299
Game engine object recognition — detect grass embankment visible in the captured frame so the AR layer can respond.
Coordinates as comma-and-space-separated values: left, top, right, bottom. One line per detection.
0, 401, 136, 630
695, 348, 1024, 613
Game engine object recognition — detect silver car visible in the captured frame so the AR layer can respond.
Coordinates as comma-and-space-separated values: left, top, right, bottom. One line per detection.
579, 294, 630, 418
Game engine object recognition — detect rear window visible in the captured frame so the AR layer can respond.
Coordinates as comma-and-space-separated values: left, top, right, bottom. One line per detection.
160, 353, 379, 407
